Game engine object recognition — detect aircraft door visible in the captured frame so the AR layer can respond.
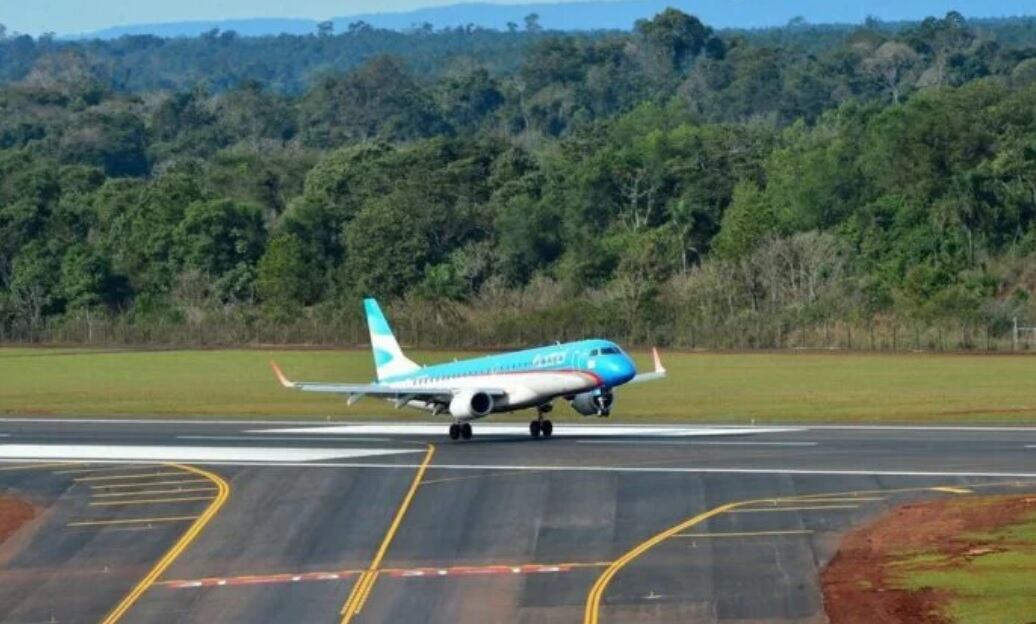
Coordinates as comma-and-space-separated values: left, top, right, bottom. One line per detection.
574, 348, 590, 372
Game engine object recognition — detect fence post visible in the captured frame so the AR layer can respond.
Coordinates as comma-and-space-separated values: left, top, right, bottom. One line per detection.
1014, 317, 1020, 352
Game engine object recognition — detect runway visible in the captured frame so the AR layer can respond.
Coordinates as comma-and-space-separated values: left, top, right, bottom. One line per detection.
0, 418, 1035, 623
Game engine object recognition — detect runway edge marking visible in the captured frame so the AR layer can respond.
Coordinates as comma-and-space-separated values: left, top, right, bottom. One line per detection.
339, 443, 436, 623
99, 463, 230, 624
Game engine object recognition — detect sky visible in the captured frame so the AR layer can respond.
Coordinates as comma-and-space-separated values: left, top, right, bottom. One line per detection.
1, 0, 543, 36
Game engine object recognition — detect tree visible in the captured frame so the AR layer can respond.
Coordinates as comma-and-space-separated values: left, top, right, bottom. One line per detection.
864, 41, 921, 104
343, 189, 435, 299
713, 180, 777, 258
299, 56, 446, 146
438, 69, 504, 132
257, 233, 313, 318
317, 21, 334, 38
608, 229, 678, 341
524, 13, 542, 33
174, 199, 266, 302
635, 8, 713, 72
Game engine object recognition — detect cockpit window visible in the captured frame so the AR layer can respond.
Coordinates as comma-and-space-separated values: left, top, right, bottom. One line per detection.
591, 347, 621, 356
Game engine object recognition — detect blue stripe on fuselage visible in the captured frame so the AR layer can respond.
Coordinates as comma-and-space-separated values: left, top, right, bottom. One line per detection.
379, 339, 636, 389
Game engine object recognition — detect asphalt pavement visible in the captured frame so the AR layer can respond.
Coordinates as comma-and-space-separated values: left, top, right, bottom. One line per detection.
0, 417, 1035, 623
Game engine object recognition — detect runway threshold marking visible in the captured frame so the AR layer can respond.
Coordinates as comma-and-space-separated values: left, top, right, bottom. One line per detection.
99, 463, 229, 624
582, 479, 1028, 624
339, 443, 435, 623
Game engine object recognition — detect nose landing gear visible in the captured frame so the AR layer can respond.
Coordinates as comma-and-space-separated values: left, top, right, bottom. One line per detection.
530, 404, 553, 439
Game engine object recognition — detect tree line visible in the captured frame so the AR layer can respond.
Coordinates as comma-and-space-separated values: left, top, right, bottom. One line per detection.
2, 10, 1036, 349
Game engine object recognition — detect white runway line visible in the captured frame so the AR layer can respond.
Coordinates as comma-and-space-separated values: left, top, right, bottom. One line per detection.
0, 444, 420, 463
249, 424, 804, 438
2, 456, 1033, 479
177, 435, 393, 443
5, 418, 1036, 434
576, 439, 816, 443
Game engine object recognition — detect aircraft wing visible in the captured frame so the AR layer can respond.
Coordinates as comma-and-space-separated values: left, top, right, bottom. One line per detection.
628, 348, 667, 385
271, 361, 506, 406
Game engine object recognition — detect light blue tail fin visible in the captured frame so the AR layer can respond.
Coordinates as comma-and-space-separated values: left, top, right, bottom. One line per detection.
364, 298, 420, 381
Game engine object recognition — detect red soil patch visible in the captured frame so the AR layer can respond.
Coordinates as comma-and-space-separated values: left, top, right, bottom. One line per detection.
0, 495, 36, 544
821, 495, 1036, 624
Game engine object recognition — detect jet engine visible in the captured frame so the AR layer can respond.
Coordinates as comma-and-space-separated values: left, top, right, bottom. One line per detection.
570, 391, 614, 417
449, 391, 495, 420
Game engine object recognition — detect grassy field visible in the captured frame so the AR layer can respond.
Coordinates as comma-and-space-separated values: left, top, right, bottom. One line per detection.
2, 347, 1036, 422
892, 499, 1036, 623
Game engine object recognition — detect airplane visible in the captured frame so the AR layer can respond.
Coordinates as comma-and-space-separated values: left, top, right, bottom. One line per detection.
271, 298, 666, 441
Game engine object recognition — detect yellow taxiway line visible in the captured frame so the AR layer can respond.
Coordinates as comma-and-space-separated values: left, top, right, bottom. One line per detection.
582, 479, 1035, 624
339, 443, 435, 623
584, 500, 745, 624
99, 463, 230, 624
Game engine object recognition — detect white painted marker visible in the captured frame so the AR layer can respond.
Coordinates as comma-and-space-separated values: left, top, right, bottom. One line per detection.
0, 444, 420, 463
250, 424, 804, 438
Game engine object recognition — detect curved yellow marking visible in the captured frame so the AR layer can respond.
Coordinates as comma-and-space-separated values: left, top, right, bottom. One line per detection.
583, 500, 745, 624
583, 479, 1033, 624
340, 443, 435, 622
99, 463, 230, 624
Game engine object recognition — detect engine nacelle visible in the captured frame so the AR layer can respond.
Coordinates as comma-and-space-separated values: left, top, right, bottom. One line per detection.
449, 391, 495, 420
570, 391, 614, 417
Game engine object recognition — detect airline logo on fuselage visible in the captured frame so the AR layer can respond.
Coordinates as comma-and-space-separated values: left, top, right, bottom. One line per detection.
532, 352, 567, 368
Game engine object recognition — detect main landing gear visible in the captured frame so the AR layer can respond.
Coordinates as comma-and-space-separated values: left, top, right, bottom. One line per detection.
529, 404, 554, 439
449, 422, 473, 441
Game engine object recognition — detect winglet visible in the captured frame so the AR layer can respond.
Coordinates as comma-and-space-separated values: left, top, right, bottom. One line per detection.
270, 361, 296, 389
652, 347, 666, 374
629, 348, 667, 385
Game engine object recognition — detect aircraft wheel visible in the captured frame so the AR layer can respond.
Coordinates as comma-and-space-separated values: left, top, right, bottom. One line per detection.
461, 423, 473, 440
529, 420, 541, 438
541, 420, 553, 438
449, 423, 460, 440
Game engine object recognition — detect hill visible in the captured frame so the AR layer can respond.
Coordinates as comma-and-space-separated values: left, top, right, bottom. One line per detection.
81, 0, 1036, 38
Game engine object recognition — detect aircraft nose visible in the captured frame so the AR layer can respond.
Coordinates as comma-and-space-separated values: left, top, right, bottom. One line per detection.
608, 356, 637, 386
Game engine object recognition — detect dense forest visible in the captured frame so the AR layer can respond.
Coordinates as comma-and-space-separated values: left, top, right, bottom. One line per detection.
3, 11, 1036, 349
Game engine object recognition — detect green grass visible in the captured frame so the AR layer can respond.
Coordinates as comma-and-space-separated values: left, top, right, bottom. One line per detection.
893, 509, 1036, 623
2, 348, 1036, 421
